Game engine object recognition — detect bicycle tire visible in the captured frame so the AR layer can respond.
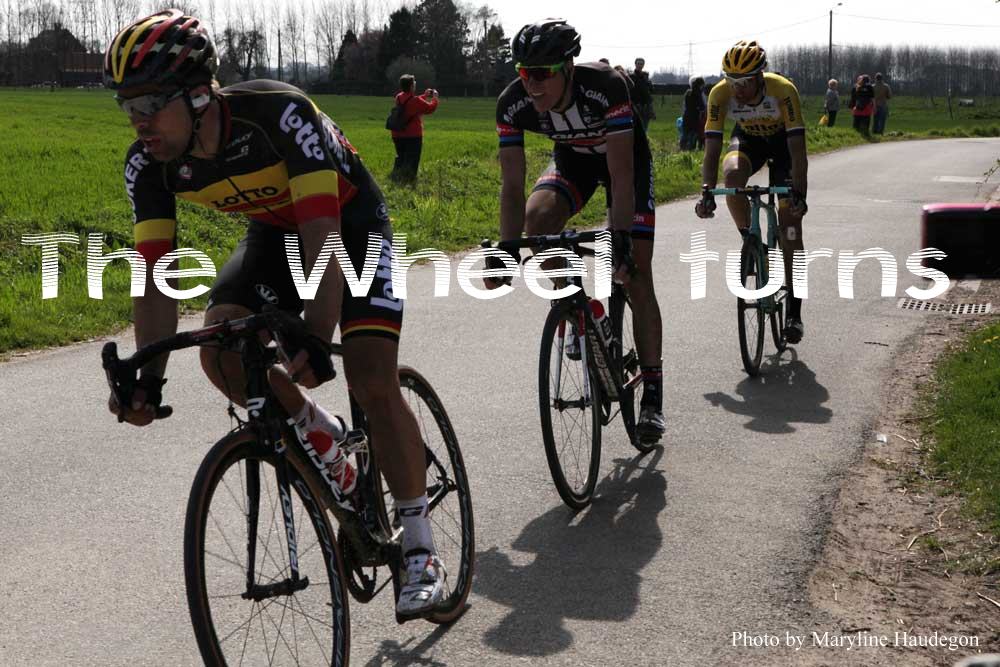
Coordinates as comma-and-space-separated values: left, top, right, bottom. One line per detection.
398, 366, 475, 624
538, 303, 602, 510
609, 289, 656, 453
770, 285, 788, 353
737, 235, 766, 376
184, 428, 350, 666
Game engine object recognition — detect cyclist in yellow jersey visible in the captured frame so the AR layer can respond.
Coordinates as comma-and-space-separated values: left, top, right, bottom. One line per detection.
695, 40, 808, 343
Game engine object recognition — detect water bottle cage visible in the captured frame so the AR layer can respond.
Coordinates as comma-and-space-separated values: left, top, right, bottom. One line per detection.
343, 429, 369, 455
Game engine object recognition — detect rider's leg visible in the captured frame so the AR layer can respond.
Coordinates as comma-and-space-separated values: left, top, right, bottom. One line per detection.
200, 304, 255, 407
778, 201, 805, 326
627, 238, 663, 369
722, 151, 752, 232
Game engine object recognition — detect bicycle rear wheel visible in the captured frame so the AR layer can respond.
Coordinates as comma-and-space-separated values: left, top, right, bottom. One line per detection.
184, 428, 350, 666
737, 235, 766, 376
609, 288, 656, 453
538, 303, 602, 510
398, 366, 475, 624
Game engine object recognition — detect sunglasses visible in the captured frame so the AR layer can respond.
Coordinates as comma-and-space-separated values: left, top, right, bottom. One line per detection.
516, 62, 565, 82
726, 74, 758, 90
114, 88, 185, 117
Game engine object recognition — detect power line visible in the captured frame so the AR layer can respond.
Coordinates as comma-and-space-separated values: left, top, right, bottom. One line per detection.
840, 12, 1000, 29
588, 14, 827, 50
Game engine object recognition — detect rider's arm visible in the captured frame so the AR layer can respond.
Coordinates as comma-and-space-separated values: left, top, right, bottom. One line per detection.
786, 133, 808, 198
605, 131, 635, 232
780, 82, 808, 198
298, 215, 344, 342
498, 146, 526, 241
701, 82, 728, 188
701, 135, 723, 189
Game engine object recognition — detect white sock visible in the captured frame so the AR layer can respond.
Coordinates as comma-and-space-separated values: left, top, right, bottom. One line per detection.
397, 495, 435, 555
292, 398, 345, 463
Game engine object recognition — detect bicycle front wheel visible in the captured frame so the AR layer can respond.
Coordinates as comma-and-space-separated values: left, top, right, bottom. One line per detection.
398, 366, 475, 624
538, 304, 602, 509
184, 428, 350, 666
737, 235, 766, 376
609, 288, 655, 453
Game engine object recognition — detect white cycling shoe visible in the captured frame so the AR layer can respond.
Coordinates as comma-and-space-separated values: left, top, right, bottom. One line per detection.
396, 549, 448, 616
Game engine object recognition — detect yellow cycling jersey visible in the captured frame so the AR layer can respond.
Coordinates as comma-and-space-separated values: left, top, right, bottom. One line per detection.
705, 72, 805, 138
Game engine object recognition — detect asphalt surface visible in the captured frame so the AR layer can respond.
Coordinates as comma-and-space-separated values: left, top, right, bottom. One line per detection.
2, 138, 997, 666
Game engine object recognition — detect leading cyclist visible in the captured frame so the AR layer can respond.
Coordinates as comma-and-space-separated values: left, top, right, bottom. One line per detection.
489, 19, 666, 441
695, 40, 808, 343
103, 9, 446, 616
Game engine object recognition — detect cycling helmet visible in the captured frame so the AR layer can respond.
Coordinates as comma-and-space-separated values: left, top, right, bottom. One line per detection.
512, 19, 582, 66
104, 9, 217, 90
722, 40, 767, 76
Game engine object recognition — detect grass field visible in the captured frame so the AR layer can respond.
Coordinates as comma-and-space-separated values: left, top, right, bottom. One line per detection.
1, 88, 999, 352
927, 322, 1000, 535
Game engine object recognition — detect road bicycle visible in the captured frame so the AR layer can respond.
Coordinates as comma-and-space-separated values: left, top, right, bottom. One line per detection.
102, 309, 474, 665
707, 185, 791, 376
484, 230, 657, 510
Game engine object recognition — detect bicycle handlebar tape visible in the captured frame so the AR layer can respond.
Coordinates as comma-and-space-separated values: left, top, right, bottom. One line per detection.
921, 203, 1000, 278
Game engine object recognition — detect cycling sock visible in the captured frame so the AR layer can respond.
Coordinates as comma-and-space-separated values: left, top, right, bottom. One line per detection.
788, 296, 802, 320
292, 398, 346, 463
640, 365, 663, 409
739, 227, 749, 240
397, 495, 436, 554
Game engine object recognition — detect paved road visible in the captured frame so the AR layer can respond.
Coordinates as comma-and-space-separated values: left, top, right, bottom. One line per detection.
2, 138, 997, 666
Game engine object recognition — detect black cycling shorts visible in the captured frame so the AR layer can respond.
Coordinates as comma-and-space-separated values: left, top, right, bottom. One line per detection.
726, 127, 793, 198
532, 143, 657, 241
208, 193, 403, 342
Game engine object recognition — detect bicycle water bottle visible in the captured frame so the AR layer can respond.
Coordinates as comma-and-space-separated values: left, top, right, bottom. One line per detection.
589, 299, 613, 346
304, 416, 357, 494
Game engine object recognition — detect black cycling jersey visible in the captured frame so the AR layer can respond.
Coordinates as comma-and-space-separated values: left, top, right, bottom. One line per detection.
495, 62, 656, 239
123, 79, 402, 341
496, 61, 640, 155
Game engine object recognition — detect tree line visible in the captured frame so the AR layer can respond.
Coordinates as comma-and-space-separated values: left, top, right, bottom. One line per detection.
0, 0, 514, 93
770, 44, 1000, 97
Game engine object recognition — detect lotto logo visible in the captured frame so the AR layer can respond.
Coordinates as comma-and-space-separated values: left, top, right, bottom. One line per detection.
279, 102, 325, 161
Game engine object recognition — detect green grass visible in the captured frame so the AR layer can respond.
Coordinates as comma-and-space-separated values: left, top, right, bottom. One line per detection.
927, 323, 1000, 535
1, 89, 999, 353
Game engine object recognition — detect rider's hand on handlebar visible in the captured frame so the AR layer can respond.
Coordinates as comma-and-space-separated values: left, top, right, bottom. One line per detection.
789, 189, 808, 217
108, 375, 167, 426
695, 187, 717, 219
611, 230, 637, 286
482, 248, 521, 290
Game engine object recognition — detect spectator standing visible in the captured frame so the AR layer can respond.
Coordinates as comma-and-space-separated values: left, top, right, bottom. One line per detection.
872, 72, 892, 134
390, 74, 439, 182
849, 74, 875, 137
681, 76, 706, 150
631, 57, 655, 127
824, 78, 840, 127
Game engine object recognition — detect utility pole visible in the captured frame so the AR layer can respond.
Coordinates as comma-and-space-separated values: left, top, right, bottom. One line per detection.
277, 27, 282, 82
828, 3, 842, 84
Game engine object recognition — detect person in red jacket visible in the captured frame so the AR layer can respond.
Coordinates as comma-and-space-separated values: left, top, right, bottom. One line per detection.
390, 74, 439, 182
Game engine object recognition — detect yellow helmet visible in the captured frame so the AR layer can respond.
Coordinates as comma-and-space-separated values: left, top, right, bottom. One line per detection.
722, 40, 767, 76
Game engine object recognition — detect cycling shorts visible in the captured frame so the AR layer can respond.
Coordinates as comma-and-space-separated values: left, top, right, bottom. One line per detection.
726, 127, 793, 199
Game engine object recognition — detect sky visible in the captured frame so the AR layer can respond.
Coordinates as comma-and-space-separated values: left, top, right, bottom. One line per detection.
487, 0, 1000, 75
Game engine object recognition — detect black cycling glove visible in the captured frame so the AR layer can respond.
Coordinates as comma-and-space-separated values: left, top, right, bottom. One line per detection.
611, 230, 636, 278
135, 375, 167, 408
484, 248, 521, 287
265, 307, 337, 384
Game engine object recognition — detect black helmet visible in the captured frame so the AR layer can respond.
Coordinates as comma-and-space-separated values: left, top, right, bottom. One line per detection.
104, 9, 217, 90
512, 19, 581, 66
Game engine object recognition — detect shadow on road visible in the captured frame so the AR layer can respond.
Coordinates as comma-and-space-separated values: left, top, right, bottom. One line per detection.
703, 351, 832, 433
364, 623, 452, 667
473, 450, 667, 657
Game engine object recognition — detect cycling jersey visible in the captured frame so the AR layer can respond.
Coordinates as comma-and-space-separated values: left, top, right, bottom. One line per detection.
496, 61, 638, 155
126, 79, 380, 264
495, 62, 656, 239
123, 79, 402, 341
705, 72, 805, 139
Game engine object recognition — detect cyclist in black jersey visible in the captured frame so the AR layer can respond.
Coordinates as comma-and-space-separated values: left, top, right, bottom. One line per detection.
103, 9, 447, 616
489, 19, 665, 440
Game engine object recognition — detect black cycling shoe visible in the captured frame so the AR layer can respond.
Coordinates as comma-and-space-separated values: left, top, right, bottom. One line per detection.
636, 405, 665, 443
783, 317, 804, 344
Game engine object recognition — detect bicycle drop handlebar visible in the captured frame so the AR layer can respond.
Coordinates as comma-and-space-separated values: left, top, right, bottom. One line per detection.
102, 309, 342, 423
481, 229, 603, 257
